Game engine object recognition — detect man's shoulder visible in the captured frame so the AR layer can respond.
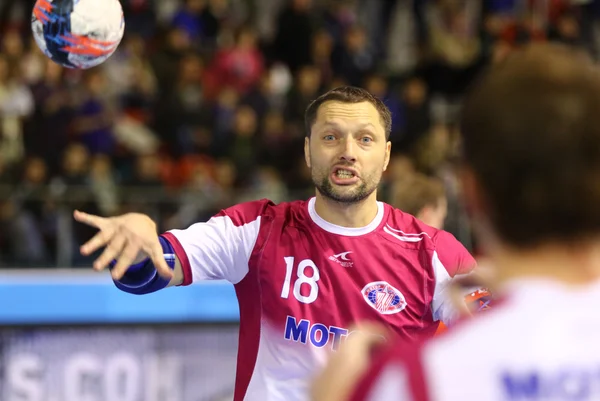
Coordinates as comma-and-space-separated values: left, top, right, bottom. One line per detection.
383, 204, 445, 244
218, 198, 309, 226
383, 204, 475, 274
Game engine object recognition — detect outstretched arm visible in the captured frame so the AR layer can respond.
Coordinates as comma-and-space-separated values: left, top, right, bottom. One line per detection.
74, 199, 269, 292
74, 210, 182, 291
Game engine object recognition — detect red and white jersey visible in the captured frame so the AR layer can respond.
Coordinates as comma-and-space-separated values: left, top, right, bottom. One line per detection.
350, 279, 600, 401
161, 197, 475, 401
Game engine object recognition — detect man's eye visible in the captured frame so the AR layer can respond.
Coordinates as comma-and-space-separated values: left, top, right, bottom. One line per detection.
324, 135, 335, 141
361, 137, 373, 143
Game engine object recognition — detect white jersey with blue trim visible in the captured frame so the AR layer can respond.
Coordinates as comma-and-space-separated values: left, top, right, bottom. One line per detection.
351, 278, 600, 401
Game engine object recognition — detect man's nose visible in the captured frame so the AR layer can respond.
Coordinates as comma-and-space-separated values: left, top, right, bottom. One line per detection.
339, 138, 356, 163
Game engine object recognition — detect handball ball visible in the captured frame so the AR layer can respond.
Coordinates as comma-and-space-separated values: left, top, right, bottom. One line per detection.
31, 0, 125, 69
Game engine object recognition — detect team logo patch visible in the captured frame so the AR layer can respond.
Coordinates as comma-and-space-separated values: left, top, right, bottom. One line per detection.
361, 281, 407, 315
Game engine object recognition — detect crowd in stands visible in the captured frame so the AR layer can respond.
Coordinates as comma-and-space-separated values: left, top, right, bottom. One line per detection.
0, 0, 597, 267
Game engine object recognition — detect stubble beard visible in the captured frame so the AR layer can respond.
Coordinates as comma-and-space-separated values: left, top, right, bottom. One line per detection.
311, 167, 379, 204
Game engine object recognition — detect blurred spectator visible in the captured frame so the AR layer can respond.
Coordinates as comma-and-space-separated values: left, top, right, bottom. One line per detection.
0, 0, 598, 266
203, 25, 264, 99
226, 104, 260, 184
412, 123, 452, 175
285, 64, 322, 126
165, 159, 219, 229
150, 27, 193, 94
128, 152, 165, 187
425, 2, 483, 97
394, 75, 431, 154
1, 30, 24, 67
210, 86, 240, 157
57, 143, 91, 186
390, 173, 447, 229
272, 0, 314, 73
88, 154, 120, 217
258, 110, 296, 176
380, 152, 416, 202
24, 59, 73, 176
201, 0, 228, 42
331, 24, 376, 86
10, 157, 53, 265
213, 157, 238, 207
21, 38, 46, 85
0, 55, 33, 167
71, 70, 117, 155
172, 0, 206, 41
105, 34, 158, 117
51, 143, 99, 243
363, 73, 401, 136
122, 0, 158, 39
548, 10, 583, 47
241, 70, 280, 122
322, 0, 357, 46
237, 165, 290, 204
311, 29, 335, 83
154, 52, 207, 156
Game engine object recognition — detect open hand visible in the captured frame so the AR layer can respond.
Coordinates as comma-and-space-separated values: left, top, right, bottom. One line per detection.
74, 210, 172, 280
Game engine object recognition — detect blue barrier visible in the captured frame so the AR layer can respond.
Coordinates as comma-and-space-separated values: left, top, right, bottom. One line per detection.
0, 270, 240, 324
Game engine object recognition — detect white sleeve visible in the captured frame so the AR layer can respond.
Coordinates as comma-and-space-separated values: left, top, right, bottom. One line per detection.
163, 214, 261, 285
431, 251, 473, 326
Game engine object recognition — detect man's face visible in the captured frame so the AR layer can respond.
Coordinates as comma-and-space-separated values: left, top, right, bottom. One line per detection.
305, 101, 391, 203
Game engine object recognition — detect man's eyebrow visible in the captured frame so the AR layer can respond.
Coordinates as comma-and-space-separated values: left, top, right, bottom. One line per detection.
321, 122, 377, 130
358, 123, 377, 130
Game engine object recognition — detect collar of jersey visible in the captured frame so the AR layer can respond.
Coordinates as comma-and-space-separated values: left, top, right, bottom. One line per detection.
307, 197, 385, 236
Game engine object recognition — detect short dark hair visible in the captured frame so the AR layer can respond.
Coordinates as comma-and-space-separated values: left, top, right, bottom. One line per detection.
304, 86, 392, 139
460, 43, 600, 247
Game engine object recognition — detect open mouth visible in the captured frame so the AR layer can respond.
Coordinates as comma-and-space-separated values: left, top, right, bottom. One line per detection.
331, 166, 359, 185
335, 169, 355, 179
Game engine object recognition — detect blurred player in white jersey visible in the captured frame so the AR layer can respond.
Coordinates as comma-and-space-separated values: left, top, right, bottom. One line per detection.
312, 43, 600, 401
74, 86, 481, 401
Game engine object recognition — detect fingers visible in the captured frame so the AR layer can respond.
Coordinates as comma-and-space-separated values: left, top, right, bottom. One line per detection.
348, 322, 389, 340
148, 242, 173, 280
80, 228, 115, 256
75, 210, 170, 281
345, 323, 389, 355
77, 210, 114, 256
73, 210, 106, 229
93, 234, 127, 271
111, 243, 141, 280
448, 282, 474, 318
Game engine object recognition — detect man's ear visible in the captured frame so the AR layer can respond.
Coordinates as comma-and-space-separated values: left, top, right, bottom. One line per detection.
304, 136, 311, 168
383, 141, 391, 171
417, 205, 433, 222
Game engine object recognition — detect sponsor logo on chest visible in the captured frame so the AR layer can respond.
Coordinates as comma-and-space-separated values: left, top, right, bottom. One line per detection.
328, 251, 353, 267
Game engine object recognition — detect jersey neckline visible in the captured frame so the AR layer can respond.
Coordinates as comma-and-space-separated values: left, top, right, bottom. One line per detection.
307, 197, 385, 236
